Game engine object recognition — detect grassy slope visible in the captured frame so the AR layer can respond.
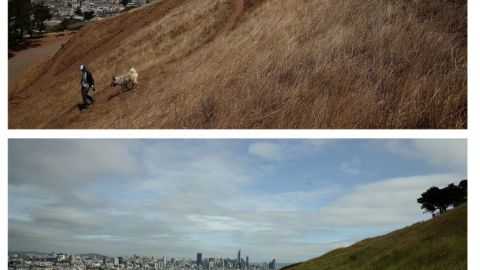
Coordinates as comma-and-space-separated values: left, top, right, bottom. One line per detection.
284, 204, 467, 270
9, 0, 467, 128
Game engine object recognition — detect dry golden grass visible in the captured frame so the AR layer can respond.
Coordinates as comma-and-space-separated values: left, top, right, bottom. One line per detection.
9, 0, 467, 128
9, 59, 49, 97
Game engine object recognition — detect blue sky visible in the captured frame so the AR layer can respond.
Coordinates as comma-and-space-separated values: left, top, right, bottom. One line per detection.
8, 139, 467, 262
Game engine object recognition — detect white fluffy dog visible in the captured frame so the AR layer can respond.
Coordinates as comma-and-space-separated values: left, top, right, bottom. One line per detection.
111, 67, 138, 91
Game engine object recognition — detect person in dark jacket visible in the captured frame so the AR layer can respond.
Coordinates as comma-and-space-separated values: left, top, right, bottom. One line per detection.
79, 64, 96, 111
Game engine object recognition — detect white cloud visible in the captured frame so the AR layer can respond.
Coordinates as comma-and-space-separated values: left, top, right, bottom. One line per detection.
225, 189, 337, 211
248, 142, 284, 161
318, 174, 464, 227
247, 140, 329, 162
386, 139, 467, 170
74, 235, 123, 241
9, 140, 141, 187
187, 215, 276, 232
339, 157, 362, 175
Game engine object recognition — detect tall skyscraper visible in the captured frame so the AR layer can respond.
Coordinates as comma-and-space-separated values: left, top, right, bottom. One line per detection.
237, 250, 241, 267
197, 253, 202, 267
246, 256, 249, 268
269, 259, 276, 270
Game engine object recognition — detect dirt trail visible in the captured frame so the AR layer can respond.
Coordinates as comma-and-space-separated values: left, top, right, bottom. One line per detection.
9, 0, 185, 107
8, 33, 74, 87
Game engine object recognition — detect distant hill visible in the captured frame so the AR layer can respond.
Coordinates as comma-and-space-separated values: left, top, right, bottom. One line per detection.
8, 251, 42, 255
282, 204, 467, 270
8, 251, 107, 258
9, 0, 467, 129
76, 253, 107, 258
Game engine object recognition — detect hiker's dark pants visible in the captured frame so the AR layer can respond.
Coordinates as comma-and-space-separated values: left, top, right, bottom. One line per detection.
81, 86, 94, 107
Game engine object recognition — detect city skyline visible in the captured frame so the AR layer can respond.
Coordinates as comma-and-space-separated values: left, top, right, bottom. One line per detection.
8, 250, 271, 263
8, 249, 281, 270
8, 139, 467, 262
9, 250, 276, 264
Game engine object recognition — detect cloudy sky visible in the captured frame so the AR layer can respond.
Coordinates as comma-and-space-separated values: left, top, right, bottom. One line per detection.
8, 139, 466, 262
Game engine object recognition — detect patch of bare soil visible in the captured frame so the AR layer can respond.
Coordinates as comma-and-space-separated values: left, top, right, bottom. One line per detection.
8, 32, 74, 86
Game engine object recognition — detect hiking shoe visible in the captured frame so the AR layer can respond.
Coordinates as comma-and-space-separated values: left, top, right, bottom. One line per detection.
79, 105, 88, 112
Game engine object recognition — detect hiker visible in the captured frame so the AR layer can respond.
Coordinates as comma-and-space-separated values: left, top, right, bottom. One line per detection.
79, 64, 96, 111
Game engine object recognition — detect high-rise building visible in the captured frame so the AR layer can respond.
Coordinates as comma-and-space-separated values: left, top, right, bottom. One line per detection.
237, 250, 241, 267
246, 256, 249, 268
114, 257, 119, 266
269, 259, 276, 270
197, 253, 202, 267
57, 254, 66, 262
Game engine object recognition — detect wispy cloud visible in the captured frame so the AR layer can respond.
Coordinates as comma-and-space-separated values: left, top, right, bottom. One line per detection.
339, 157, 362, 175
385, 139, 467, 170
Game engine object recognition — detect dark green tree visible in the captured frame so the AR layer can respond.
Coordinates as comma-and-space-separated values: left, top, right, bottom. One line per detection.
8, 0, 52, 48
32, 2, 52, 34
122, 0, 131, 7
8, 0, 33, 48
417, 180, 468, 215
75, 6, 83, 16
84, 11, 95, 21
417, 187, 445, 214
454, 179, 467, 207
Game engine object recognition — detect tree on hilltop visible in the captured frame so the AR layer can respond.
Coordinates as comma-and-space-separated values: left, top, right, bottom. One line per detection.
417, 179, 467, 216
454, 179, 467, 207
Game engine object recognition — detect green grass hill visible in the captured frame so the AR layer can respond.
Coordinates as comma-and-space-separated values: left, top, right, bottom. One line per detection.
283, 204, 467, 270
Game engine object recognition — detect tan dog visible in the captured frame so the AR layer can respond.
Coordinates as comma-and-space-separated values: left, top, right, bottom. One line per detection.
111, 67, 138, 91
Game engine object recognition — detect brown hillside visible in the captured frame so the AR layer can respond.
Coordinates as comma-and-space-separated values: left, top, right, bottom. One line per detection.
8, 0, 467, 128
